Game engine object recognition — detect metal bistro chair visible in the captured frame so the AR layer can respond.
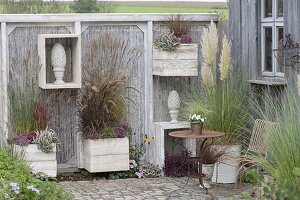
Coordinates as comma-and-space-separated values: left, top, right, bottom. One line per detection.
245, 119, 277, 158
237, 119, 277, 185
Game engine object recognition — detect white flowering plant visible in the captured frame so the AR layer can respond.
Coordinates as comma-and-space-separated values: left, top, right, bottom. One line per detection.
188, 114, 206, 124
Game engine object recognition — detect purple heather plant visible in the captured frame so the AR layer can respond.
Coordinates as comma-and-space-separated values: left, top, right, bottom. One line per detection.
85, 127, 99, 140
13, 131, 37, 146
13, 135, 31, 146
113, 120, 132, 138
164, 150, 191, 177
179, 34, 192, 44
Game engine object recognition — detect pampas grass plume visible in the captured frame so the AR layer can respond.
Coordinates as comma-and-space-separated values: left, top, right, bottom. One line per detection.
219, 35, 232, 80
201, 20, 218, 67
201, 65, 214, 89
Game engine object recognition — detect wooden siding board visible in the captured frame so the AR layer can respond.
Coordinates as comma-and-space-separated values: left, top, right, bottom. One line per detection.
229, 0, 242, 74
284, 0, 300, 90
248, 0, 258, 79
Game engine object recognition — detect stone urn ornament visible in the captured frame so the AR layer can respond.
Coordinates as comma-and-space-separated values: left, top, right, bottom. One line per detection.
167, 90, 180, 123
51, 43, 66, 85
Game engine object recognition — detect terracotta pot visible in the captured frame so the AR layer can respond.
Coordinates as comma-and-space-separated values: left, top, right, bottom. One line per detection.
191, 123, 203, 135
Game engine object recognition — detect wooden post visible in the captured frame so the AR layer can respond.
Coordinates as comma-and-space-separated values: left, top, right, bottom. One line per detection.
145, 21, 154, 145
74, 21, 84, 169
1, 22, 8, 146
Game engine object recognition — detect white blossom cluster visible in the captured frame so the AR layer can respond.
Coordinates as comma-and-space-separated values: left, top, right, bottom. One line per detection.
188, 114, 206, 123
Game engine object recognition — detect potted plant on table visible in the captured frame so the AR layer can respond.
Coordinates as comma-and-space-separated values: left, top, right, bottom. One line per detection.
188, 114, 206, 135
80, 33, 140, 173
153, 14, 198, 76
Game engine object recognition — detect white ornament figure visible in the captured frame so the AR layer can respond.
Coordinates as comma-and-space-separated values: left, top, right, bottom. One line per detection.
167, 90, 180, 123
51, 43, 66, 85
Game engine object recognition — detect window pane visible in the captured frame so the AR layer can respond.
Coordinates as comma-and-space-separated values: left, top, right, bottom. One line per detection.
277, 0, 283, 17
264, 27, 273, 72
277, 27, 284, 73
264, 0, 273, 18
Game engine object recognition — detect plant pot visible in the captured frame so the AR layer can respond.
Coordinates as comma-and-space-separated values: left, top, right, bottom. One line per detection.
83, 137, 129, 173
14, 144, 57, 177
202, 164, 214, 189
191, 123, 203, 135
211, 144, 241, 183
203, 164, 214, 181
153, 44, 198, 76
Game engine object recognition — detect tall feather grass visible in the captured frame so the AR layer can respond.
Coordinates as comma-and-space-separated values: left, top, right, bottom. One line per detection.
246, 88, 300, 185
79, 33, 141, 138
183, 22, 248, 143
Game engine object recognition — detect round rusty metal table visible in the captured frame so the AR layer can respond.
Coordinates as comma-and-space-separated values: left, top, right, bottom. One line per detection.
169, 130, 225, 196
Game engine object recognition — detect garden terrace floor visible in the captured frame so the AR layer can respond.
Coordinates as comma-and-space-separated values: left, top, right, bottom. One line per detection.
59, 177, 251, 200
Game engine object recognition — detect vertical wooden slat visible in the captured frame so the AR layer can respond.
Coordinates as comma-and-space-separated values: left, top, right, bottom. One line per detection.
1, 22, 8, 147
74, 21, 84, 168
284, 0, 300, 90
248, 0, 259, 79
229, 0, 242, 73
145, 21, 154, 147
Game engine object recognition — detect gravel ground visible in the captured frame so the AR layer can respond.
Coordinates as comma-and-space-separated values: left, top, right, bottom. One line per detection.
59, 177, 251, 200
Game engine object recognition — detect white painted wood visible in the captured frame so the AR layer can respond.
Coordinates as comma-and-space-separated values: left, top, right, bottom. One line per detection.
14, 144, 57, 177
74, 21, 84, 169
38, 34, 81, 89
153, 44, 198, 76
147, 121, 196, 169
153, 44, 198, 60
83, 137, 129, 173
1, 22, 8, 144
144, 21, 154, 162
0, 14, 219, 23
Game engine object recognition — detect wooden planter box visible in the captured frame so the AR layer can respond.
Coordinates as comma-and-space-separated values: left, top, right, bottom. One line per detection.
14, 144, 57, 177
153, 44, 198, 76
83, 137, 129, 173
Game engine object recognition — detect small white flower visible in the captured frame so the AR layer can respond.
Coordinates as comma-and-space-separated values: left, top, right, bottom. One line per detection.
26, 185, 40, 194
129, 160, 137, 168
10, 182, 20, 194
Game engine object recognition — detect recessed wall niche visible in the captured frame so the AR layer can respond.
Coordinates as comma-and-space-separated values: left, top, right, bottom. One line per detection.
38, 34, 81, 89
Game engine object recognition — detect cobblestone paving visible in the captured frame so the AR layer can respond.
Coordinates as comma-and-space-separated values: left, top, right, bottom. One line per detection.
60, 177, 243, 200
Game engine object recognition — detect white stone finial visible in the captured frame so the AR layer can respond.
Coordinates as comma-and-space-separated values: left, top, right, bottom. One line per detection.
51, 43, 66, 85
168, 90, 180, 123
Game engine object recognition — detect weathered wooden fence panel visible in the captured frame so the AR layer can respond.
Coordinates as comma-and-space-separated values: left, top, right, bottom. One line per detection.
7, 25, 77, 165
81, 24, 146, 146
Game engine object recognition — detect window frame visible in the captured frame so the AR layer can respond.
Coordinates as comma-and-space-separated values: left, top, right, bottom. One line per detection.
261, 0, 284, 77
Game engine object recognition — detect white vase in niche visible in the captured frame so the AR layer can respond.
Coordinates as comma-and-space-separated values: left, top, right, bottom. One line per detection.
167, 90, 180, 123
51, 43, 66, 85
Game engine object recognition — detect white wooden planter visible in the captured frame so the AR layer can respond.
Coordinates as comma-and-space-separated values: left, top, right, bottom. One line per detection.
14, 144, 57, 177
211, 144, 241, 183
83, 137, 129, 173
153, 44, 198, 76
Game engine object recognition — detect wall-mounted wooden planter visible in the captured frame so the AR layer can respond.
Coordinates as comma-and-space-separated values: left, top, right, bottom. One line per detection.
38, 34, 81, 89
83, 137, 129, 173
153, 44, 198, 76
14, 144, 57, 177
